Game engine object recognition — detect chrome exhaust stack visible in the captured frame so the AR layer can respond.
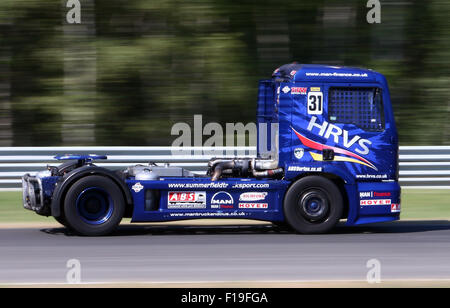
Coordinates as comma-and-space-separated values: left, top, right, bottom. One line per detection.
208, 157, 282, 181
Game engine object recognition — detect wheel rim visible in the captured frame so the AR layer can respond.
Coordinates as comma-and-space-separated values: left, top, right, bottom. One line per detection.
298, 189, 330, 222
76, 187, 114, 225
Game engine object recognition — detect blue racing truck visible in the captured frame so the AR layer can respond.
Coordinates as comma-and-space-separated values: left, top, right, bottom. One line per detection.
22, 63, 400, 236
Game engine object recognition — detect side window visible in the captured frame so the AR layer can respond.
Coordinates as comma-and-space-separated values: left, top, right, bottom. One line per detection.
328, 87, 384, 131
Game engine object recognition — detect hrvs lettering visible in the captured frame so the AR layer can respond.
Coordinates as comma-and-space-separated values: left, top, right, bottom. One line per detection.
307, 116, 372, 155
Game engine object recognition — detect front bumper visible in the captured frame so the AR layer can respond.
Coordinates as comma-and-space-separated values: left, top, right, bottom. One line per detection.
22, 174, 50, 216
351, 181, 401, 225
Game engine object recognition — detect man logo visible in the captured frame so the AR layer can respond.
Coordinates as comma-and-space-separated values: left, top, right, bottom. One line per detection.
360, 192, 372, 198
211, 191, 234, 209
294, 148, 304, 159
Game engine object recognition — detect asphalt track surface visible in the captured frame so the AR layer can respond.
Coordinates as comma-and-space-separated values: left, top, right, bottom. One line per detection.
1, 220, 450, 284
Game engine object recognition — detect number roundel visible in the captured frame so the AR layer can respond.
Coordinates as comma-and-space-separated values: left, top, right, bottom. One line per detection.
307, 91, 323, 115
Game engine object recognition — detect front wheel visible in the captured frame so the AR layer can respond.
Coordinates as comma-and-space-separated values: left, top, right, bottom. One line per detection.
284, 176, 343, 234
63, 175, 125, 236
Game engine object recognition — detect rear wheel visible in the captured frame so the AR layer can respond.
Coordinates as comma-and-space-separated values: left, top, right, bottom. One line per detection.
63, 175, 125, 236
284, 176, 343, 234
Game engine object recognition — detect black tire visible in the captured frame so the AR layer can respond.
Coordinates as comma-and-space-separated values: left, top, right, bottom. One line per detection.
63, 175, 125, 236
284, 176, 343, 234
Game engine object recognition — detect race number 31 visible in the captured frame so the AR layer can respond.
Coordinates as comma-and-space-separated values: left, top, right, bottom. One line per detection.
307, 91, 323, 115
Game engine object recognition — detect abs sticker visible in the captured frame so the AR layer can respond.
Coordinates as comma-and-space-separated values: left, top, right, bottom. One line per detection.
239, 203, 268, 209
239, 192, 268, 202
168, 191, 206, 209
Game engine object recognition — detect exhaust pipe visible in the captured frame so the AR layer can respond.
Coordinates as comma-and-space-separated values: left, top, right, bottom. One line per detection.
252, 168, 284, 178
209, 157, 283, 181
211, 161, 235, 181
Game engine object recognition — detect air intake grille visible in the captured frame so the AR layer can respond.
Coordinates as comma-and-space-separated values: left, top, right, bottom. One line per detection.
328, 88, 384, 131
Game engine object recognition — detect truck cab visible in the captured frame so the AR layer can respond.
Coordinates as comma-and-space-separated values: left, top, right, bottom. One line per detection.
261, 63, 400, 226
22, 63, 400, 236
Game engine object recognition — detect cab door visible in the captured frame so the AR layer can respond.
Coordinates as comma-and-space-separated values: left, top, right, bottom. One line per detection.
323, 85, 396, 180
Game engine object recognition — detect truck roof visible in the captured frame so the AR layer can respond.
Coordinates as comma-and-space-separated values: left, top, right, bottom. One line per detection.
272, 63, 381, 83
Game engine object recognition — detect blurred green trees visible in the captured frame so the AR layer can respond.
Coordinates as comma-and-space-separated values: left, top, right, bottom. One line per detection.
0, 0, 449, 146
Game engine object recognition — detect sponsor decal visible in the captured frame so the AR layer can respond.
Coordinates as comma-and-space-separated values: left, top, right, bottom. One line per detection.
168, 191, 206, 209
305, 116, 372, 156
287, 166, 322, 172
391, 203, 401, 213
291, 87, 307, 95
291, 117, 377, 170
360, 199, 391, 206
239, 192, 268, 202
211, 191, 234, 209
360, 191, 372, 198
232, 183, 270, 189
282, 86, 291, 94
170, 212, 246, 217
356, 174, 388, 179
168, 182, 228, 189
305, 72, 368, 78
290, 70, 297, 76
360, 191, 391, 198
310, 87, 321, 92
294, 148, 304, 159
239, 203, 268, 209
132, 182, 144, 193
374, 192, 391, 197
